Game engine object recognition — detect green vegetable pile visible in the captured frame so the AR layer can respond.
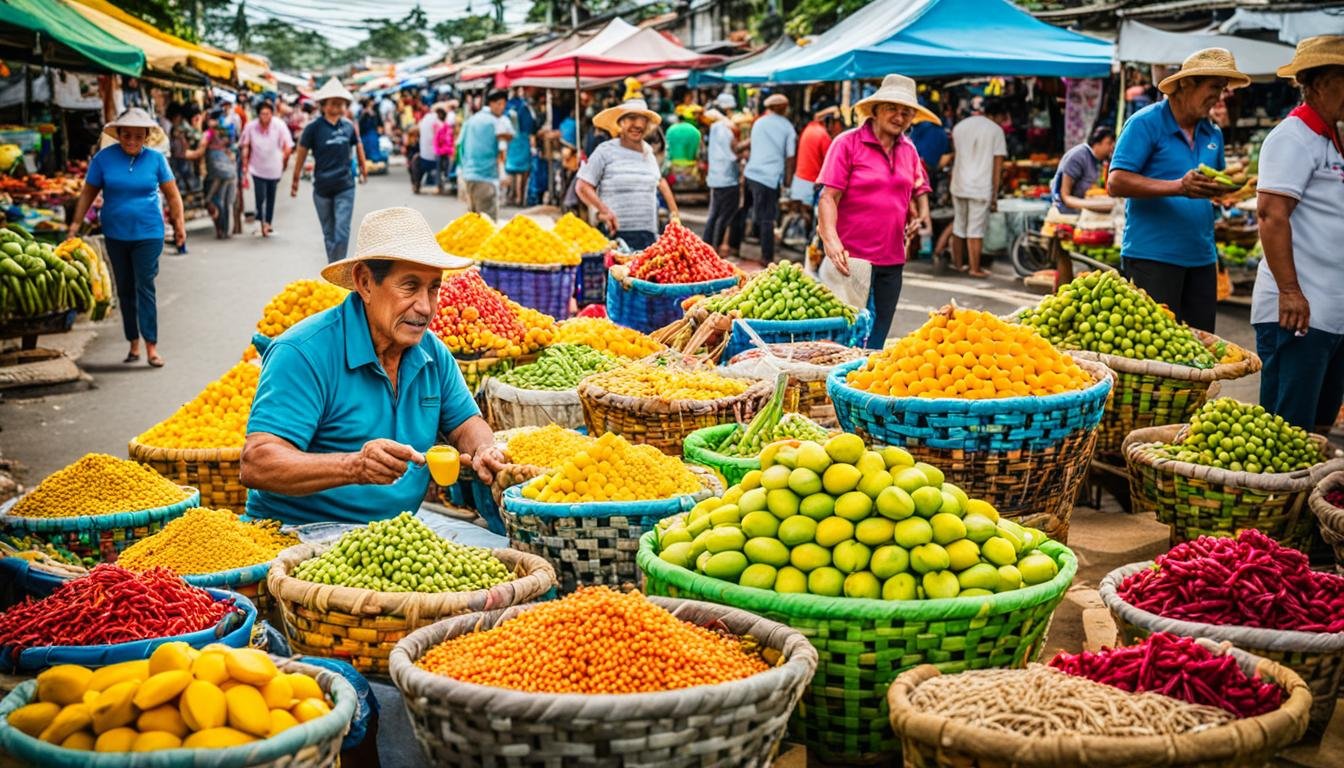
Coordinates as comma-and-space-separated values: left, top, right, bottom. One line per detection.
495, 343, 619, 390
714, 373, 831, 457
702, 261, 856, 322
293, 512, 514, 592
1017, 271, 1216, 368
1161, 398, 1323, 473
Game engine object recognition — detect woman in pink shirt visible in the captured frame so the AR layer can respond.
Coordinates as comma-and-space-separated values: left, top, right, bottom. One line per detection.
817, 74, 935, 347
241, 101, 294, 237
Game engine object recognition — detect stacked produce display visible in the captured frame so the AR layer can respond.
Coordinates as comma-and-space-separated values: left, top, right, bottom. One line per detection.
521, 432, 704, 504
435, 212, 495, 257
626, 221, 735, 284
551, 212, 610, 255
703, 262, 856, 323
494, 343, 618, 390
429, 269, 555, 358
8, 454, 189, 519
474, 215, 579, 266
255, 279, 348, 338
1155, 398, 1322, 474
553, 316, 664, 358
116, 507, 296, 575
1, 231, 106, 320
503, 425, 596, 470
583, 361, 748, 402
135, 361, 259, 450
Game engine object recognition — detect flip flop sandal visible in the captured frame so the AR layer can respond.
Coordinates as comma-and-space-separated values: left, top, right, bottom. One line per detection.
147, 355, 165, 368
123, 353, 140, 364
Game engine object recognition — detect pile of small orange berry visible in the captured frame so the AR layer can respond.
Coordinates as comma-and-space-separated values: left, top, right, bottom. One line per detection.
137, 361, 260, 448
414, 587, 769, 694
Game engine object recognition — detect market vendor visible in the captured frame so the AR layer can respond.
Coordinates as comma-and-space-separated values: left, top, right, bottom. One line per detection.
1106, 48, 1250, 332
239, 207, 504, 526
576, 99, 679, 250
1049, 126, 1115, 215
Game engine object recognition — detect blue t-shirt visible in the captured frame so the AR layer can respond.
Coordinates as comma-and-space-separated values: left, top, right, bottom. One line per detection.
299, 116, 356, 196
459, 110, 501, 183
1111, 101, 1223, 267
559, 116, 577, 146
909, 121, 949, 172
245, 293, 481, 526
743, 113, 798, 188
86, 145, 171, 242
1050, 142, 1101, 214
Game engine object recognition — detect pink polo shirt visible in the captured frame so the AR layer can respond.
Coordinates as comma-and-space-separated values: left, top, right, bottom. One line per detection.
818, 122, 929, 266
241, 119, 294, 181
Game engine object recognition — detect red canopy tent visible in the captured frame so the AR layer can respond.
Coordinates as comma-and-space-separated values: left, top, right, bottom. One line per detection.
491, 18, 724, 87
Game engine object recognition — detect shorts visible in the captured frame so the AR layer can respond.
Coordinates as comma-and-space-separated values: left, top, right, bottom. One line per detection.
465, 180, 498, 220
952, 196, 991, 239
788, 177, 817, 205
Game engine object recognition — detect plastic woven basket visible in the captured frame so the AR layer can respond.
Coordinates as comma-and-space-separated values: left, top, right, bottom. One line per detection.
721, 310, 873, 361
1101, 560, 1344, 735
0, 488, 199, 565
0, 655, 356, 767
267, 542, 557, 674
638, 533, 1077, 764
388, 596, 817, 767
500, 467, 722, 595
480, 261, 576, 321
578, 374, 773, 457
683, 424, 760, 488
887, 644, 1312, 767
606, 271, 739, 334
828, 358, 1114, 542
1309, 471, 1344, 574
1123, 424, 1344, 551
128, 437, 246, 512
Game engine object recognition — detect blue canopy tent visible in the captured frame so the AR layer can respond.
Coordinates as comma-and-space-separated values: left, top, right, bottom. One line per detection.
692, 0, 1112, 85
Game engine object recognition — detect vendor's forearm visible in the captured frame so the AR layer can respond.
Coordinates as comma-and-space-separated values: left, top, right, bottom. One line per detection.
447, 415, 495, 457
575, 180, 603, 212
69, 185, 98, 229
240, 433, 363, 496
817, 190, 842, 248
992, 156, 1004, 198
162, 182, 185, 235
1106, 169, 1181, 199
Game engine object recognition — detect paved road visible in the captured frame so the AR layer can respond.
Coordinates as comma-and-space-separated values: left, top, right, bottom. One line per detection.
0, 170, 1258, 481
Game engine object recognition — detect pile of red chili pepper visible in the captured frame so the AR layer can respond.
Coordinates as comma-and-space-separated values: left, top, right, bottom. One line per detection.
628, 221, 735, 283
1050, 633, 1284, 719
1116, 529, 1344, 633
0, 564, 235, 654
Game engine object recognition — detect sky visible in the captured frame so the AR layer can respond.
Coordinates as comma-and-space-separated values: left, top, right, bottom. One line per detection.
238, 0, 536, 49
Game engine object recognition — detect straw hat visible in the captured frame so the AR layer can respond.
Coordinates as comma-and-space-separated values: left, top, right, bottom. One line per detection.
1158, 48, 1251, 94
102, 108, 166, 147
321, 207, 473, 290
311, 77, 354, 105
763, 93, 789, 108
593, 99, 662, 136
1278, 35, 1344, 80
854, 74, 940, 124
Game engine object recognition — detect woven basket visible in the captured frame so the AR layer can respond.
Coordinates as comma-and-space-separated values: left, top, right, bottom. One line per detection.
480, 376, 586, 431
726, 342, 870, 426
456, 351, 539, 395
480, 261, 576, 320
1070, 330, 1260, 462
185, 561, 275, 618
1309, 471, 1344, 574
575, 250, 608, 308
128, 437, 245, 512
268, 542, 557, 674
606, 270, 740, 334
721, 310, 873, 361
578, 374, 773, 457
1101, 560, 1344, 735
887, 644, 1312, 767
0, 656, 356, 767
388, 596, 817, 767
1123, 424, 1344, 551
500, 466, 723, 595
683, 424, 761, 488
0, 488, 199, 565
638, 533, 1078, 764
828, 358, 1114, 542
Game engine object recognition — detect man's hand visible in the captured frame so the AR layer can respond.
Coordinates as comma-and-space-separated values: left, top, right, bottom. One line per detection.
1279, 289, 1310, 335
290, 181, 299, 198
462, 444, 506, 485
989, 198, 998, 213
1180, 169, 1228, 199
173, 228, 185, 248
598, 206, 619, 233
351, 439, 423, 485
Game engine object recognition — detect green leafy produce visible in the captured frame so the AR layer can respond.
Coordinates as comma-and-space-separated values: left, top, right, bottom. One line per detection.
0, 227, 98, 320
717, 413, 831, 457
292, 512, 514, 592
495, 343, 619, 390
702, 261, 856, 322
1161, 398, 1323, 473
1018, 271, 1216, 368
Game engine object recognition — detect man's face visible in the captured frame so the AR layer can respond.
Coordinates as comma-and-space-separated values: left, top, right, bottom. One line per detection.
258, 107, 273, 126
1307, 67, 1344, 123
619, 115, 648, 142
355, 262, 442, 349
874, 103, 915, 135
489, 98, 506, 117
322, 99, 347, 121
1184, 77, 1228, 113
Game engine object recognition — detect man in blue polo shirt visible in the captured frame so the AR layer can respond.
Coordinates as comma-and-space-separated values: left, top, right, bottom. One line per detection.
1106, 48, 1249, 332
240, 207, 503, 526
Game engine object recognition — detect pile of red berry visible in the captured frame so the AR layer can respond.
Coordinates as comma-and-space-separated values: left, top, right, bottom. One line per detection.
628, 221, 735, 284
430, 269, 555, 357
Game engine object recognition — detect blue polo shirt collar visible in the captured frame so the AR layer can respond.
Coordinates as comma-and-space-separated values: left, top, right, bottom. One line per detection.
1158, 100, 1216, 146
340, 293, 434, 386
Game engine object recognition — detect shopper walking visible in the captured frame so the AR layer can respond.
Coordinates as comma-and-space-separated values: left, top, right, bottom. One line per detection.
576, 99, 679, 250
816, 75, 933, 347
434, 103, 457, 194
459, 89, 510, 220
505, 90, 536, 206
1253, 36, 1344, 431
702, 94, 743, 255
291, 78, 366, 263
415, 102, 441, 193
949, 98, 1008, 277
1107, 48, 1249, 331
67, 109, 185, 368
198, 110, 237, 240
241, 101, 293, 238
742, 94, 797, 264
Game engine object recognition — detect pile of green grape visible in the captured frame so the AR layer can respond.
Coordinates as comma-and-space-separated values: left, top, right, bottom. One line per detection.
1162, 398, 1323, 473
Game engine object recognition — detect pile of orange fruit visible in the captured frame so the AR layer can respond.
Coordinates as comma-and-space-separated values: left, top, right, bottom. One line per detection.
415, 587, 768, 694
430, 269, 555, 357
553, 317, 664, 359
847, 306, 1094, 399
475, 215, 579, 266
256, 280, 347, 338
137, 361, 260, 448
436, 212, 496, 258
552, 212, 611, 254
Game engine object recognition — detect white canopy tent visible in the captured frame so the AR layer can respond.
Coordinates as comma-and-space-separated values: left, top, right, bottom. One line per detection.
1117, 21, 1297, 79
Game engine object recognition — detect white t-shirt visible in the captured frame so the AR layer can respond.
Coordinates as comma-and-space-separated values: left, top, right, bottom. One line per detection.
418, 111, 441, 161
1251, 115, 1344, 334
577, 140, 661, 233
950, 114, 1007, 201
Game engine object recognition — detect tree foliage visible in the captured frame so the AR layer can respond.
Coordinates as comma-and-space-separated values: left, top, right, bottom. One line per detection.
245, 19, 338, 72
345, 5, 432, 61
433, 14, 503, 46
783, 0, 871, 38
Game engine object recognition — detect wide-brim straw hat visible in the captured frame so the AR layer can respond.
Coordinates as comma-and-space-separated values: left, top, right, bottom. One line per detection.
102, 108, 166, 147
1158, 48, 1251, 94
854, 74, 940, 124
593, 99, 662, 136
1278, 35, 1344, 79
321, 207, 473, 289
312, 77, 355, 105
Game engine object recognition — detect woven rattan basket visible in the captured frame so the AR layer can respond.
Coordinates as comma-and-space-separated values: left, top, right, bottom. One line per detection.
1123, 424, 1344, 551
639, 532, 1078, 764
268, 542, 557, 674
127, 437, 245, 511
480, 376, 586, 431
887, 645, 1312, 767
1309, 471, 1344, 573
578, 373, 773, 456
388, 596, 817, 767
726, 342, 871, 426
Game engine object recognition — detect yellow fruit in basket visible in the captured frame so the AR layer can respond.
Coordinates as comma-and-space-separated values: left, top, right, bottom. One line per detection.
36, 665, 92, 706
11, 454, 189, 520
256, 279, 348, 337
61, 730, 95, 750
38, 703, 91, 744
148, 641, 196, 675
505, 425, 596, 468
291, 697, 332, 723
183, 727, 256, 748
179, 680, 228, 731
133, 670, 193, 711
225, 685, 271, 737
285, 673, 323, 701
191, 651, 230, 686
136, 361, 259, 449
583, 362, 749, 401
132, 731, 182, 751
87, 660, 151, 693
260, 676, 294, 709
552, 212, 611, 254
553, 317, 664, 359
436, 212, 496, 257
90, 681, 139, 733
522, 432, 702, 503
268, 708, 300, 737
94, 727, 139, 752
7, 702, 59, 737
475, 214, 579, 265
137, 704, 189, 738
224, 648, 278, 686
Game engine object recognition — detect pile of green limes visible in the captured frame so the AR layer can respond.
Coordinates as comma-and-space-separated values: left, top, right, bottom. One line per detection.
496, 343, 618, 390
1162, 398, 1323, 473
703, 261, 856, 322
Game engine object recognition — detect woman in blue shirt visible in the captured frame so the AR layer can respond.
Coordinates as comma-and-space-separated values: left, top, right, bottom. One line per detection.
68, 109, 185, 368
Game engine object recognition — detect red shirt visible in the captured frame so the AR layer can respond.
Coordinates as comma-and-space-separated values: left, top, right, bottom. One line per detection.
795, 120, 832, 183
817, 121, 930, 267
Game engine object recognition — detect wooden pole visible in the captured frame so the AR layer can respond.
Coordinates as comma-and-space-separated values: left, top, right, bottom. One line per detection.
574, 58, 582, 157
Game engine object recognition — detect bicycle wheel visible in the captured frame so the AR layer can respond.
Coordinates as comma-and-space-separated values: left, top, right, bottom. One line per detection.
1010, 231, 1054, 277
